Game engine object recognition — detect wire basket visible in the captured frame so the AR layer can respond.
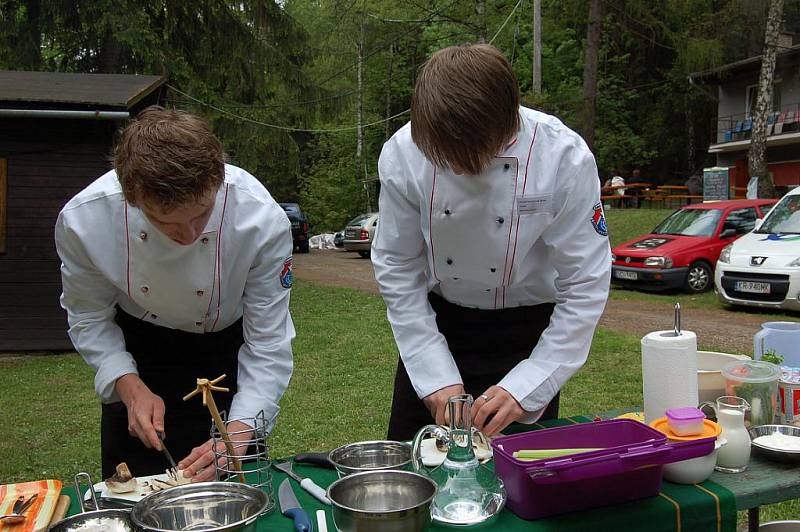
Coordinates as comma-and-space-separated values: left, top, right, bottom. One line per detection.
210, 410, 274, 515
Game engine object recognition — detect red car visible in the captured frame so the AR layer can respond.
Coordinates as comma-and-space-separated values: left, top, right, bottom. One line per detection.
611, 199, 777, 293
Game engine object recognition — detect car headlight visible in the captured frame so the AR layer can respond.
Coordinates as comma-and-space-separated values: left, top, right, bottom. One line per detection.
787, 256, 800, 267
719, 244, 733, 264
611, 253, 616, 262
644, 256, 673, 268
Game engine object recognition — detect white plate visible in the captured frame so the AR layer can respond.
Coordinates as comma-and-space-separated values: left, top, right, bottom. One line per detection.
419, 438, 493, 467
83, 473, 171, 503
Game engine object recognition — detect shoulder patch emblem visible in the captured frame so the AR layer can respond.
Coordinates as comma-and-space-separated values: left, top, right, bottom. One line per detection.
591, 202, 608, 237
280, 257, 293, 289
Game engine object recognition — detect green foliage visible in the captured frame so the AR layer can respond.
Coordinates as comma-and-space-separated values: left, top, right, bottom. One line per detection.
3, 0, 800, 225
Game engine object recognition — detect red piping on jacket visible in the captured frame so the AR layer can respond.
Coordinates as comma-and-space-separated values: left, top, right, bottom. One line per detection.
428, 167, 440, 282
209, 184, 230, 332
505, 123, 539, 288
124, 202, 132, 299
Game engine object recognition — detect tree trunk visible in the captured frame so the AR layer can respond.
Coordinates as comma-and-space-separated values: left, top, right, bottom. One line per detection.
748, 0, 784, 199
581, 0, 602, 151
385, 43, 394, 141
99, 26, 123, 73
475, 0, 486, 43
532, 0, 541, 94
17, 0, 42, 68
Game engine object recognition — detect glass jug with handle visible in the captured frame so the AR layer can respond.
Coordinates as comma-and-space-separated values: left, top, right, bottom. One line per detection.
411, 394, 506, 527
700, 395, 751, 473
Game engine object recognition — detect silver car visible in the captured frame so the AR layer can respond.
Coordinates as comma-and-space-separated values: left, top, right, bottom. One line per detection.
343, 212, 379, 258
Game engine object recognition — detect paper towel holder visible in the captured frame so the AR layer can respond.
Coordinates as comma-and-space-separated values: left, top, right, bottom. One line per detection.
673, 302, 681, 336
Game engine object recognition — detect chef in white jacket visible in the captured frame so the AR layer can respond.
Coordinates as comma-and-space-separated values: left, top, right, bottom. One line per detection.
372, 44, 611, 440
55, 107, 295, 480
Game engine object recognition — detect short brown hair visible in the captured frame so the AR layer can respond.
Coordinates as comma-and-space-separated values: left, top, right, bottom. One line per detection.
114, 106, 224, 209
411, 44, 520, 175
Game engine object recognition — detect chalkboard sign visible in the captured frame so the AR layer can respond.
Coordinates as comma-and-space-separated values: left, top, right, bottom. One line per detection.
703, 167, 730, 202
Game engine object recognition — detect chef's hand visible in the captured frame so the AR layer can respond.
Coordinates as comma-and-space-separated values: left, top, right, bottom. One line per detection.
471, 385, 525, 437
423, 384, 466, 425
178, 420, 253, 483
115, 373, 166, 450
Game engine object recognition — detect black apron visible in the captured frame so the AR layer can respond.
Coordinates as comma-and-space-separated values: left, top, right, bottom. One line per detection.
101, 309, 243, 478
387, 292, 559, 441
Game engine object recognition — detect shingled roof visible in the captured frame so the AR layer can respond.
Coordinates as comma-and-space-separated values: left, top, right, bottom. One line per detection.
0, 70, 166, 109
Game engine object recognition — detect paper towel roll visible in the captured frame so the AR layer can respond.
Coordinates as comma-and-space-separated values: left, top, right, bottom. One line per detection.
642, 330, 698, 423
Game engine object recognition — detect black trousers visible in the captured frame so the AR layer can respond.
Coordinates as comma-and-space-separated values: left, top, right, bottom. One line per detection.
101, 310, 243, 478
387, 292, 559, 441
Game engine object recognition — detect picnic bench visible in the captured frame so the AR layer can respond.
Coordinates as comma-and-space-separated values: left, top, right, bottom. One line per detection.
59, 412, 799, 531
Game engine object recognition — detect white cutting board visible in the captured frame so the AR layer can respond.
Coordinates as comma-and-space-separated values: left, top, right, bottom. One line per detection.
83, 473, 171, 503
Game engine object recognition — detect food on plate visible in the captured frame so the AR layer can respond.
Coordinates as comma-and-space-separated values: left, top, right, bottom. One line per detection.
144, 470, 191, 492
105, 462, 138, 494
420, 432, 493, 467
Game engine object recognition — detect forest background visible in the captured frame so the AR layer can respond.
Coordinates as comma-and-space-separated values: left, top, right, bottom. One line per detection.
2, 0, 800, 231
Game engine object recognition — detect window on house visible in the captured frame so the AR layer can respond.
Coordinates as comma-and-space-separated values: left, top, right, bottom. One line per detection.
747, 83, 782, 118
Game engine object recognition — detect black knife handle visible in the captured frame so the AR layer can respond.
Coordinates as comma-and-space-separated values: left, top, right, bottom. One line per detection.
293, 452, 334, 469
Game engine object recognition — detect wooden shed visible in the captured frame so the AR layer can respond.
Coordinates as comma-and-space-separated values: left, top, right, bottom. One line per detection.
0, 71, 166, 351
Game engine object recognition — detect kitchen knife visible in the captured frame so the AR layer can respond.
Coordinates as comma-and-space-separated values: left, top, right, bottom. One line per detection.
293, 452, 335, 469
279, 479, 313, 532
273, 461, 331, 505
157, 431, 179, 473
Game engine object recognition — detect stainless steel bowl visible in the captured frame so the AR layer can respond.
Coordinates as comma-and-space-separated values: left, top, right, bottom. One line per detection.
131, 482, 270, 532
327, 470, 437, 532
749, 424, 800, 463
328, 440, 412, 477
48, 509, 133, 532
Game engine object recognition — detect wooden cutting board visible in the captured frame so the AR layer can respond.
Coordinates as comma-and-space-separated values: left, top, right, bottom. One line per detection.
47, 495, 70, 528
0, 480, 63, 532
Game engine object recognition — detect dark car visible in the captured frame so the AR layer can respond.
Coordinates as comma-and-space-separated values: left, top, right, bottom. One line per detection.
279, 203, 310, 253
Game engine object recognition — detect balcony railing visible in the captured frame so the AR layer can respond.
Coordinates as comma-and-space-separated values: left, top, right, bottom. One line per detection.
715, 102, 800, 144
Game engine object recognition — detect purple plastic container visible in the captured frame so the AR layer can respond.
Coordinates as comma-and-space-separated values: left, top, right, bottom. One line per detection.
491, 419, 713, 520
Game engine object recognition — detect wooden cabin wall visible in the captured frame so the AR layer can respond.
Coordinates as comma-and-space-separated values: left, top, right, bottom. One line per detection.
0, 118, 118, 350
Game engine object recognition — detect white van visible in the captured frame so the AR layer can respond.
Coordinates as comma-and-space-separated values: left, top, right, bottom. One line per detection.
715, 186, 800, 311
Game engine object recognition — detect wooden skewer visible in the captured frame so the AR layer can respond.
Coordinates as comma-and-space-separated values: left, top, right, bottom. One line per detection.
184, 374, 245, 482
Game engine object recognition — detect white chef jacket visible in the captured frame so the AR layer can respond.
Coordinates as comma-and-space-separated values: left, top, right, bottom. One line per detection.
372, 106, 611, 422
55, 164, 295, 428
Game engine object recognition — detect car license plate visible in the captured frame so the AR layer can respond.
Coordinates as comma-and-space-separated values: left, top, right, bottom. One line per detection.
615, 270, 638, 280
735, 281, 771, 294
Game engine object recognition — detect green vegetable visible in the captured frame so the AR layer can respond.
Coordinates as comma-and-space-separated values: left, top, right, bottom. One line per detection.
513, 448, 603, 460
761, 349, 784, 366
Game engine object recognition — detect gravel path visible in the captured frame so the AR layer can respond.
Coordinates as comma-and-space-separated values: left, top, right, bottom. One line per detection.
293, 249, 783, 354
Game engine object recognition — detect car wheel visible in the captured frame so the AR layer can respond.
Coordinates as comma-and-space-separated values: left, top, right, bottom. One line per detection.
298, 240, 310, 253
358, 250, 371, 258
685, 261, 712, 293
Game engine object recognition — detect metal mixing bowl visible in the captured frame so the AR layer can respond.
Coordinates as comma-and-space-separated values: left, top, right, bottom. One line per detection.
48, 509, 133, 532
749, 424, 800, 463
327, 470, 437, 532
130, 482, 270, 532
328, 440, 412, 477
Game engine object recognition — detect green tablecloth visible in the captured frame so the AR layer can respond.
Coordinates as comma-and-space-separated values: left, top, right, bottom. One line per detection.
63, 416, 736, 531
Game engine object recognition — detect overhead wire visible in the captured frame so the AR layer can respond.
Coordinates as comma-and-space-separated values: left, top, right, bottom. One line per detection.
489, 0, 523, 45
167, 84, 409, 133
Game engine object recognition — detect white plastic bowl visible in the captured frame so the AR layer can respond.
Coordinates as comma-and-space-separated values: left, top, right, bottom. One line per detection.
663, 438, 726, 485
697, 351, 750, 404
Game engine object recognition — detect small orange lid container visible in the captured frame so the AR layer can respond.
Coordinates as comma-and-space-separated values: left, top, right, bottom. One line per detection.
649, 417, 721, 441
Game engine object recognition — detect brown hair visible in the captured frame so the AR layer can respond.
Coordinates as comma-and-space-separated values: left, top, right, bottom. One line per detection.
411, 44, 520, 175
114, 106, 224, 209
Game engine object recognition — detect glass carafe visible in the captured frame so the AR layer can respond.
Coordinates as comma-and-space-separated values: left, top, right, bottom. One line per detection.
411, 394, 506, 527
701, 395, 751, 473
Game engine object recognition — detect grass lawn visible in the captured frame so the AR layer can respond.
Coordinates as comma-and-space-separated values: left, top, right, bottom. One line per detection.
0, 279, 796, 525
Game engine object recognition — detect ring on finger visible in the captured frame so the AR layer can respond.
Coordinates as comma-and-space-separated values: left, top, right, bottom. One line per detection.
480, 394, 491, 402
